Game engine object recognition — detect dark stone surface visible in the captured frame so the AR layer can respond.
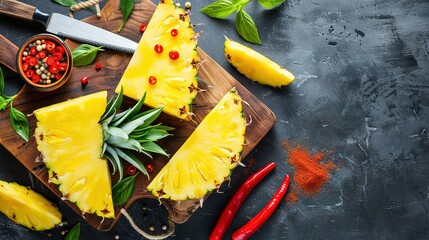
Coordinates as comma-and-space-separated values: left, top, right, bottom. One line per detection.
1, 0, 429, 239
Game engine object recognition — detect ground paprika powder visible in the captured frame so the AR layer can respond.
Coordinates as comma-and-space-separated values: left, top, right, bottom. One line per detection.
282, 141, 335, 203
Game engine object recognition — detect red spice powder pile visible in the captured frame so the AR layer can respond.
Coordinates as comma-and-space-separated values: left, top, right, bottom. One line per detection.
282, 141, 336, 204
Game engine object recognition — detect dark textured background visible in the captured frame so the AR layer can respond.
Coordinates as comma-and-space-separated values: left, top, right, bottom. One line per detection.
1, 0, 429, 239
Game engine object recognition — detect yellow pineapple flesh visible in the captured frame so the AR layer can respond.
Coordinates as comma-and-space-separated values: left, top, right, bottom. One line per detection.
224, 37, 295, 87
0, 180, 62, 231
34, 91, 114, 218
116, 0, 200, 120
147, 89, 246, 200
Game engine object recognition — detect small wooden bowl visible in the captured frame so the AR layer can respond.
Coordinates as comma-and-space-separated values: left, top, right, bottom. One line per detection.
16, 34, 72, 92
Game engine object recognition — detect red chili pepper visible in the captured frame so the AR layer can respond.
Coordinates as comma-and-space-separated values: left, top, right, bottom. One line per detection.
139, 23, 148, 33
28, 57, 37, 67
46, 56, 55, 66
126, 165, 137, 175
169, 50, 179, 60
45, 41, 56, 51
48, 64, 59, 74
154, 44, 163, 53
29, 46, 37, 56
52, 52, 63, 61
231, 174, 290, 240
209, 162, 276, 240
31, 74, 40, 83
95, 62, 102, 71
80, 76, 88, 86
38, 50, 46, 59
25, 69, 34, 78
146, 164, 154, 173
59, 63, 68, 72
55, 45, 65, 54
148, 76, 157, 85
22, 62, 29, 72
55, 73, 62, 81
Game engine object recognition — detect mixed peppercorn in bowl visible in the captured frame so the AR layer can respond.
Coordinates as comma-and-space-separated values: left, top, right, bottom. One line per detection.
16, 34, 72, 92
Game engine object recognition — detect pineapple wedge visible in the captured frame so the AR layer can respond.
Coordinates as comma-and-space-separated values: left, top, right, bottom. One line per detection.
0, 180, 62, 231
116, 0, 200, 120
147, 89, 246, 200
224, 37, 295, 87
34, 91, 114, 218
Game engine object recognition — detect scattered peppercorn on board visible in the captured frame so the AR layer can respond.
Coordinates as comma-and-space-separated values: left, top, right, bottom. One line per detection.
0, 0, 275, 232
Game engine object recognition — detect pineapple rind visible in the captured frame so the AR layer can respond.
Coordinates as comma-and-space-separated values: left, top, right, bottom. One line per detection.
0, 180, 62, 231
34, 91, 114, 219
116, 0, 199, 120
147, 89, 246, 200
224, 38, 295, 87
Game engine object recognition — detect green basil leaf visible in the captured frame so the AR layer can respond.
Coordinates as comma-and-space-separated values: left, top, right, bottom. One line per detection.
0, 67, 4, 95
9, 102, 29, 142
233, 0, 252, 6
118, 0, 135, 32
236, 9, 261, 44
0, 96, 9, 111
52, 0, 77, 7
201, 0, 238, 19
65, 223, 80, 240
257, 0, 285, 9
112, 174, 138, 206
72, 44, 104, 67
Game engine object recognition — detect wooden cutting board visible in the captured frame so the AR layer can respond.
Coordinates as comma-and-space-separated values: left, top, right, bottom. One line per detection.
0, 0, 276, 232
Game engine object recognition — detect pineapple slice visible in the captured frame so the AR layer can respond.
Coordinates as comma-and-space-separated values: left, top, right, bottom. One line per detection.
0, 180, 62, 231
116, 0, 200, 120
147, 89, 246, 200
224, 37, 295, 87
34, 91, 114, 218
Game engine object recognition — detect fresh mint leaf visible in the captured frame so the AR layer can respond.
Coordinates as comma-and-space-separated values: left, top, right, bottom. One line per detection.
112, 174, 138, 206
118, 0, 135, 32
9, 101, 29, 142
257, 0, 286, 9
236, 9, 261, 44
72, 44, 104, 67
65, 223, 80, 240
200, 0, 238, 19
52, 0, 77, 7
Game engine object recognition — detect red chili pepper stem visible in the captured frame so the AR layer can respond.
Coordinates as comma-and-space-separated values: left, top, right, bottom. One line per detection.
209, 162, 276, 240
231, 174, 291, 240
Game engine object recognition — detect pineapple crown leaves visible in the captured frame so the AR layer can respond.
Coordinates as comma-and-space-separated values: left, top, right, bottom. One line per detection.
100, 87, 174, 181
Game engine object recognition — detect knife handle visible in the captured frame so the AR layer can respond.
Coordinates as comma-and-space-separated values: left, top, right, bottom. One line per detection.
0, 0, 36, 22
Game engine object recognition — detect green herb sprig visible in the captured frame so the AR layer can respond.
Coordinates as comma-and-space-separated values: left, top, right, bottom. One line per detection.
65, 223, 80, 240
112, 173, 138, 206
201, 0, 286, 44
0, 67, 29, 142
118, 0, 135, 32
72, 44, 104, 67
52, 0, 77, 7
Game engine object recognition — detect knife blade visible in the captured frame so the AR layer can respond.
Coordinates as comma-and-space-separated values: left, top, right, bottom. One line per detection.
0, 0, 138, 53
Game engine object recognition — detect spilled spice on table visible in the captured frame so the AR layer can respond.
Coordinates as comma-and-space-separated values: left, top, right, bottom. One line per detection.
243, 158, 257, 178
282, 140, 336, 204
